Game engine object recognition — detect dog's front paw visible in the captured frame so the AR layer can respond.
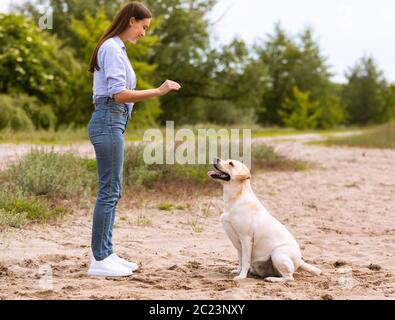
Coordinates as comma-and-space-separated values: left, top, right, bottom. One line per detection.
233, 274, 247, 281
264, 277, 278, 282
231, 268, 241, 275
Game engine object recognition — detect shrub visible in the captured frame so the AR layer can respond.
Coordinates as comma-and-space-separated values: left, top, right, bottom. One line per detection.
279, 87, 320, 130
18, 93, 57, 129
205, 101, 257, 125
123, 143, 212, 187
0, 94, 34, 131
0, 208, 28, 229
158, 203, 173, 211
123, 140, 308, 188
0, 189, 69, 229
252, 143, 308, 171
6, 150, 96, 197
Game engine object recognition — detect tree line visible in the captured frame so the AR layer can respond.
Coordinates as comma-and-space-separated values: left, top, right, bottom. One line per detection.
0, 0, 394, 131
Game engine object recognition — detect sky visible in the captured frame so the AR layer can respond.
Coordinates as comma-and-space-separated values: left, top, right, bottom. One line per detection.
209, 0, 395, 83
1, 0, 394, 83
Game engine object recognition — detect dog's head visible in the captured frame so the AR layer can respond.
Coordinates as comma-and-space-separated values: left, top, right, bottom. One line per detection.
207, 158, 251, 183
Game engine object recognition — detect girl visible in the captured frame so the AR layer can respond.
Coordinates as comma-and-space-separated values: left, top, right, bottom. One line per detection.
87, 1, 181, 277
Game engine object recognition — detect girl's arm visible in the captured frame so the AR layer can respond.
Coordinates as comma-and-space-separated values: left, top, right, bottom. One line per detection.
114, 80, 181, 103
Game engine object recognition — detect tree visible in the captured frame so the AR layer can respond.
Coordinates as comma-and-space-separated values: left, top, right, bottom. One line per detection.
12, 1, 351, 128
14, 0, 267, 126
13, 0, 124, 52
144, 0, 220, 124
14, 1, 162, 127
254, 23, 300, 125
279, 87, 320, 129
202, 39, 266, 125
15, 0, 220, 125
342, 56, 390, 124
0, 13, 80, 126
255, 24, 345, 128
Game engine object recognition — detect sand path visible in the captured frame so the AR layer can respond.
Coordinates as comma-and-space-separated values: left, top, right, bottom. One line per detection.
0, 134, 394, 300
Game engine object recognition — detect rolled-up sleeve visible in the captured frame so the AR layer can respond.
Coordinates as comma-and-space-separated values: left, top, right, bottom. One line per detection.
101, 45, 127, 97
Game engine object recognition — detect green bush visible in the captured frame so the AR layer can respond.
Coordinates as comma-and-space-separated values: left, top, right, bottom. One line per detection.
123, 143, 212, 187
18, 94, 57, 129
0, 191, 59, 221
0, 189, 68, 229
166, 163, 211, 184
124, 143, 158, 186
0, 93, 57, 130
123, 140, 308, 188
252, 143, 279, 164
252, 143, 308, 171
205, 101, 257, 125
126, 166, 163, 186
6, 150, 96, 197
279, 87, 320, 130
0, 94, 34, 131
0, 14, 82, 127
0, 208, 28, 229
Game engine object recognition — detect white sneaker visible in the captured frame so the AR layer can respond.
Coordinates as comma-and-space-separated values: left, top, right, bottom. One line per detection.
110, 253, 139, 272
88, 255, 133, 277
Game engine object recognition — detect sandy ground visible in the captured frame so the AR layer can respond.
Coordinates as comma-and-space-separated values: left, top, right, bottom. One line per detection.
0, 136, 394, 300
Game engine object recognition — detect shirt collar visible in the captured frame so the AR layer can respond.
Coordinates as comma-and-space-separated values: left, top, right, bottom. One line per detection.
113, 36, 126, 50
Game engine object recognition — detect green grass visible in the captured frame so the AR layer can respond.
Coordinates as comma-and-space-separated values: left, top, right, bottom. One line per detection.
123, 140, 309, 189
251, 143, 309, 171
0, 209, 28, 229
135, 214, 153, 227
0, 149, 94, 229
0, 124, 358, 145
188, 219, 204, 233
140, 123, 355, 139
175, 204, 190, 210
158, 203, 173, 211
317, 123, 395, 149
0, 127, 89, 145
123, 143, 213, 188
0, 133, 310, 229
251, 126, 356, 138
5, 149, 97, 197
0, 125, 149, 144
0, 190, 68, 229
201, 203, 212, 217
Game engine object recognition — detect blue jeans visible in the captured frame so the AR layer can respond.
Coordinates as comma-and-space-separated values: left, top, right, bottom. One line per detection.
88, 97, 129, 261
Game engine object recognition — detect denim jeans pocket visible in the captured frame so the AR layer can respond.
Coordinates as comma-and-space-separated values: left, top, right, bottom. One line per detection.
110, 103, 128, 116
88, 110, 106, 137
110, 105, 128, 131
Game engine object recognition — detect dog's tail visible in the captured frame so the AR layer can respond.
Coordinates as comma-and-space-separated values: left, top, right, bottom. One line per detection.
299, 260, 322, 276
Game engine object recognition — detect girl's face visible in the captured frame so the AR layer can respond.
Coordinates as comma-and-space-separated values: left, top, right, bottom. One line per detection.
126, 17, 151, 43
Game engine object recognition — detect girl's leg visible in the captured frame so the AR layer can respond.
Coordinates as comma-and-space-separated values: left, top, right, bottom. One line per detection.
90, 110, 126, 261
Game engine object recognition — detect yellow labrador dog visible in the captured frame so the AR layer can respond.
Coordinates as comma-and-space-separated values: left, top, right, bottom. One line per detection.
208, 158, 321, 282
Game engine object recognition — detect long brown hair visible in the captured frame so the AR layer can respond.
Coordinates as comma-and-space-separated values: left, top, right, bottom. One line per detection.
88, 1, 152, 73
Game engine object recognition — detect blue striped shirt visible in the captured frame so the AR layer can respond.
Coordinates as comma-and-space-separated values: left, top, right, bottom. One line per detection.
92, 36, 136, 115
